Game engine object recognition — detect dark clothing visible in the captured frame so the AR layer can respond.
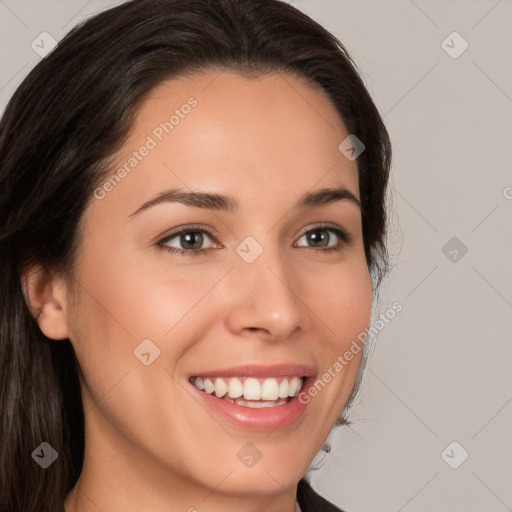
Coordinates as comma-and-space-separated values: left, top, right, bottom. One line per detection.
297, 479, 345, 512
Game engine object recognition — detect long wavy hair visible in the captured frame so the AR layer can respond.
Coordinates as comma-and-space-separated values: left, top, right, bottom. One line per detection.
0, 0, 391, 510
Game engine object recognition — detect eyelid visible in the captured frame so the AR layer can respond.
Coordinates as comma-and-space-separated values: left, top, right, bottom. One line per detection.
156, 221, 351, 254
156, 223, 221, 245
297, 222, 351, 241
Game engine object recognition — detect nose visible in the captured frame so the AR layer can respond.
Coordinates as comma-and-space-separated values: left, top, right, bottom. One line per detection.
224, 243, 304, 341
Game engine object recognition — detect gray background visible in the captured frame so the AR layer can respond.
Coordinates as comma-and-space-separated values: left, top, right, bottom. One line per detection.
1, 1, 511, 511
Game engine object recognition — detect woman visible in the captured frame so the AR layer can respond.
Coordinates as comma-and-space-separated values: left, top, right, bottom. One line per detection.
0, 0, 391, 510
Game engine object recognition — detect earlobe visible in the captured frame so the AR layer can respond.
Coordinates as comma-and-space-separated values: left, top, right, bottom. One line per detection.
21, 265, 70, 340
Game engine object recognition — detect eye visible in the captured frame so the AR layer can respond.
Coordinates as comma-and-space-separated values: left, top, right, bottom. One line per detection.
295, 224, 351, 253
157, 223, 351, 257
158, 225, 218, 256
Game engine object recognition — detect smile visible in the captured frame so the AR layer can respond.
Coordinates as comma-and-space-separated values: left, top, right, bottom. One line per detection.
190, 376, 304, 408
188, 364, 316, 431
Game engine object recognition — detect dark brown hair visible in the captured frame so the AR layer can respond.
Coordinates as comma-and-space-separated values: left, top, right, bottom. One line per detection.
0, 0, 391, 510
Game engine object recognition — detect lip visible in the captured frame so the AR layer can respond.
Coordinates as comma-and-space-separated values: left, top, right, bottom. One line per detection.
190, 363, 316, 379
188, 364, 317, 431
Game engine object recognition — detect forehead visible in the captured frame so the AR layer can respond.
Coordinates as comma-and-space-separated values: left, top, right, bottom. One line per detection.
93, 71, 359, 218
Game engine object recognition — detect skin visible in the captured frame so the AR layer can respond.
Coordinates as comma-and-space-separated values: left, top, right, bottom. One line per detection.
24, 71, 373, 512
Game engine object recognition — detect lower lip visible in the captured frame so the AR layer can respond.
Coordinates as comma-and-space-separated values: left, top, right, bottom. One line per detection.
190, 378, 314, 431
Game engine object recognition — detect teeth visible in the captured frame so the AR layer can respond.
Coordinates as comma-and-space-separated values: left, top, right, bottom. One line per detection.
243, 378, 261, 400
214, 378, 228, 398
235, 397, 288, 408
204, 378, 215, 394
278, 379, 289, 398
193, 376, 304, 401
288, 376, 301, 397
261, 378, 279, 400
228, 378, 243, 399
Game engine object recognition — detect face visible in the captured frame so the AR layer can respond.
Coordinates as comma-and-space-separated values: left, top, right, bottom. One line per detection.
64, 71, 372, 501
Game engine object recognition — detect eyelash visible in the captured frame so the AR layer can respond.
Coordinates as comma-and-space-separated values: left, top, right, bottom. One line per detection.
157, 223, 351, 257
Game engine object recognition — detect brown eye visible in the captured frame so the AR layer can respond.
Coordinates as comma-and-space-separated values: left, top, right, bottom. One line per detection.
159, 227, 217, 256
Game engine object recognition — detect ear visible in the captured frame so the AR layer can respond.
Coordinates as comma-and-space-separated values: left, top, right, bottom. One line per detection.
21, 264, 70, 340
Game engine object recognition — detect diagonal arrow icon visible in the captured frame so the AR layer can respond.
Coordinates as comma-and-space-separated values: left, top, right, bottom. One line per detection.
134, 339, 161, 366
338, 134, 365, 161
236, 236, 263, 263
32, 442, 58, 468
237, 442, 262, 468
441, 441, 468, 469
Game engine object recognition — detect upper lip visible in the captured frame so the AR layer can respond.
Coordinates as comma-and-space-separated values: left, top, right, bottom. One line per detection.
190, 364, 316, 379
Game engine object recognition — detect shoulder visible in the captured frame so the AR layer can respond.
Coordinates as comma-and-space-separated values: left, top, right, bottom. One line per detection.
296, 478, 347, 512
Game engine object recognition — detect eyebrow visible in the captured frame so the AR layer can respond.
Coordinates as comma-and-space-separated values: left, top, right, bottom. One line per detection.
129, 186, 361, 217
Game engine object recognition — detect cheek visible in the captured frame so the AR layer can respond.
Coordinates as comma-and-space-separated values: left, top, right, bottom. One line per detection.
64, 243, 215, 405
65, 276, 130, 406
69, 243, 191, 341
310, 257, 373, 349
307, 258, 373, 400
64, 251, 157, 408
